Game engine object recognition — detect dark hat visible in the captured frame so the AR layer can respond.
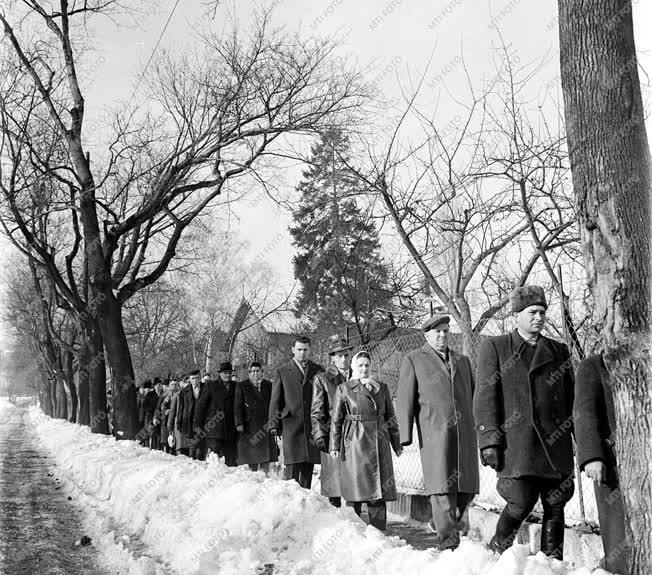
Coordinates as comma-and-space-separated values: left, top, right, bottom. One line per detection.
329, 338, 353, 355
510, 285, 548, 313
421, 313, 450, 332
188, 369, 200, 376
218, 362, 233, 373
141, 379, 153, 389
153, 377, 162, 385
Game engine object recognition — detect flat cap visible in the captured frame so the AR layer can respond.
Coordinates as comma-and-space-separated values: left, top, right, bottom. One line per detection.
421, 313, 450, 332
510, 285, 548, 313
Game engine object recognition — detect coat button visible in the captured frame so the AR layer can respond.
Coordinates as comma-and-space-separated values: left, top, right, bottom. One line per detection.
552, 394, 559, 401
479, 425, 485, 431
554, 418, 561, 424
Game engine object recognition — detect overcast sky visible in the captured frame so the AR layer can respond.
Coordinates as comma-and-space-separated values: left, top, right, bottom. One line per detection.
1, 0, 651, 342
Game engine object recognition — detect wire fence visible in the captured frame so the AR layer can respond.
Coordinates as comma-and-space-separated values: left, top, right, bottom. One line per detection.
317, 326, 598, 527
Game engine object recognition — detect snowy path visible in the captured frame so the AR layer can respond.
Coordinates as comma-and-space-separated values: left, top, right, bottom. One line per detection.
0, 406, 112, 574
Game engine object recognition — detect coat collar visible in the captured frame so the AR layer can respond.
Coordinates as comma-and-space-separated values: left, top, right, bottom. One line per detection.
509, 330, 558, 373
325, 364, 347, 383
419, 344, 457, 381
287, 358, 319, 384
349, 378, 379, 398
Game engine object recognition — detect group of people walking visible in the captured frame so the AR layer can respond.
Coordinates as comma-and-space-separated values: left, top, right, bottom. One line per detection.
135, 284, 628, 572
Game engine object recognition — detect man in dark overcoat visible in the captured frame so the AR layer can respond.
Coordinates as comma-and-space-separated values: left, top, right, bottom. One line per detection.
179, 369, 205, 460
474, 285, 575, 560
311, 338, 352, 507
574, 353, 629, 573
140, 380, 159, 449
235, 361, 278, 473
194, 364, 238, 467
268, 335, 324, 489
397, 313, 479, 550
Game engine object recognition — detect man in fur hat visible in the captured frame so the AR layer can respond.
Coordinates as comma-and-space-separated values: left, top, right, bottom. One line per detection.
474, 285, 575, 560
311, 338, 352, 507
397, 313, 479, 550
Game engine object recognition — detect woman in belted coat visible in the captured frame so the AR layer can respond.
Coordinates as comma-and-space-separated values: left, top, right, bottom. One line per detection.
330, 351, 402, 531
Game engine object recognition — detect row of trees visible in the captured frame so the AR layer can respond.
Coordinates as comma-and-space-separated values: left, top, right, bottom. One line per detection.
0, 3, 649, 572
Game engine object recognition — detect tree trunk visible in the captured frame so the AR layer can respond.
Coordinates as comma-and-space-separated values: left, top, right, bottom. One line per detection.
93, 290, 137, 438
75, 338, 90, 426
62, 348, 77, 422
86, 318, 109, 435
55, 377, 68, 420
557, 2, 652, 573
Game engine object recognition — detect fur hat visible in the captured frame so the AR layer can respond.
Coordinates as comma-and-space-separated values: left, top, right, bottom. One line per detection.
510, 285, 548, 313
141, 379, 153, 389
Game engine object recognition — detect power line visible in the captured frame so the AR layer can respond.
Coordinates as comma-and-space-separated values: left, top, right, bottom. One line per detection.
126, 0, 183, 107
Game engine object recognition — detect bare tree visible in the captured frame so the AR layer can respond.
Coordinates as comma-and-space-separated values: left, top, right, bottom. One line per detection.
558, 2, 651, 573
347, 54, 577, 355
0, 3, 366, 438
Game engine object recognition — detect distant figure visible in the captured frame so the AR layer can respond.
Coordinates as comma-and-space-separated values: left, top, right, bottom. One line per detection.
179, 370, 205, 460
268, 336, 324, 489
234, 362, 278, 473
311, 338, 352, 507
574, 353, 629, 573
139, 380, 159, 448
194, 364, 238, 467
167, 376, 189, 456
397, 313, 479, 550
474, 286, 575, 560
330, 351, 402, 531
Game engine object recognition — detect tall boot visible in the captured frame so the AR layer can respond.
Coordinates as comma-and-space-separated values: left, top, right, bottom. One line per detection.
540, 520, 565, 560
489, 509, 524, 554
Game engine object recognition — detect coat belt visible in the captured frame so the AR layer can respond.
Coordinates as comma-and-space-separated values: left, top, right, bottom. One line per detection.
345, 414, 382, 422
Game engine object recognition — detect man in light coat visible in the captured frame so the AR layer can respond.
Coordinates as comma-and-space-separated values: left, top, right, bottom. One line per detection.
474, 286, 575, 560
311, 338, 352, 507
397, 313, 479, 550
268, 336, 324, 489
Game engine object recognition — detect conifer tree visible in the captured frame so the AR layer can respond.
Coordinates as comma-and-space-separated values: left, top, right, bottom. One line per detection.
290, 128, 392, 343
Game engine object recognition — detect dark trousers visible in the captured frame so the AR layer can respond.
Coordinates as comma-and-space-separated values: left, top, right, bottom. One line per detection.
351, 501, 387, 531
206, 439, 238, 467
595, 474, 629, 574
189, 437, 206, 461
429, 492, 475, 549
494, 475, 574, 558
497, 476, 574, 522
248, 462, 271, 474
328, 497, 341, 508
284, 462, 314, 489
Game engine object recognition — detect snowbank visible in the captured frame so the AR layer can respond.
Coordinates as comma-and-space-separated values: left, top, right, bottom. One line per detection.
29, 408, 607, 575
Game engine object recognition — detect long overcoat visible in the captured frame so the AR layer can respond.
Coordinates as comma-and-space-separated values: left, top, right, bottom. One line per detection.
234, 379, 278, 465
311, 365, 348, 497
397, 345, 479, 494
140, 390, 160, 437
268, 359, 324, 465
178, 383, 204, 440
166, 391, 188, 449
330, 380, 401, 502
193, 380, 237, 440
574, 353, 628, 574
474, 331, 575, 478
574, 354, 617, 477
154, 393, 172, 444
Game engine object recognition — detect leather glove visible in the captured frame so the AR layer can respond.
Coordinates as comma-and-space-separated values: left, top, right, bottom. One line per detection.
315, 437, 328, 453
481, 447, 504, 472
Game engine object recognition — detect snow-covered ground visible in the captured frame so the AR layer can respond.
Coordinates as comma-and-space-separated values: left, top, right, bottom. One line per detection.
26, 407, 610, 575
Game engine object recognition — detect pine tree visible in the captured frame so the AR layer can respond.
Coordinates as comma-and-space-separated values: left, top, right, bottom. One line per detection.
290, 128, 392, 343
